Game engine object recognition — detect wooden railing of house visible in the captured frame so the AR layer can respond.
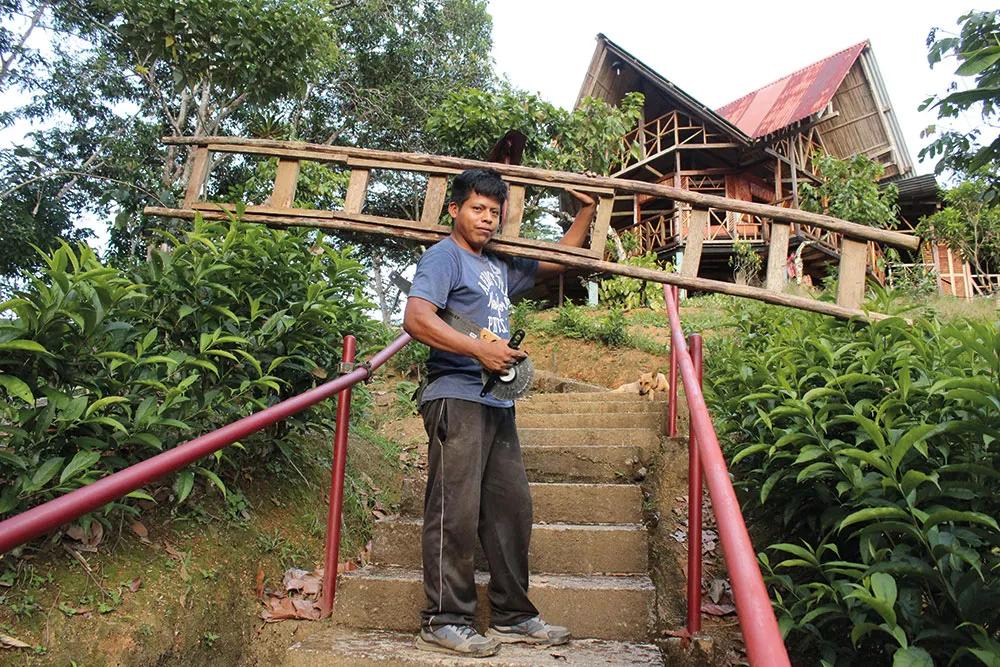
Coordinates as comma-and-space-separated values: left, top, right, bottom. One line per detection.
617, 110, 739, 175
144, 136, 921, 321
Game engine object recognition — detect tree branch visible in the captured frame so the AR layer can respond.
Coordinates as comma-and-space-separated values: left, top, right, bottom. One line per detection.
0, 1, 48, 88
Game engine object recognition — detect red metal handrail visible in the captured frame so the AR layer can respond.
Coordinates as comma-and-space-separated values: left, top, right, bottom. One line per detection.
0, 333, 412, 562
664, 285, 790, 666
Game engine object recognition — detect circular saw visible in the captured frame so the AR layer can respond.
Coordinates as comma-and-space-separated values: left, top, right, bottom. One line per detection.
392, 273, 534, 400
479, 329, 534, 401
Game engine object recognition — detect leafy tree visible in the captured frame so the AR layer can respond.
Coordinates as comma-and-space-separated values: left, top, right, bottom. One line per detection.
0, 0, 497, 323
426, 87, 644, 176
0, 0, 47, 95
920, 10, 1000, 201
800, 153, 899, 229
918, 175, 1000, 277
426, 86, 643, 239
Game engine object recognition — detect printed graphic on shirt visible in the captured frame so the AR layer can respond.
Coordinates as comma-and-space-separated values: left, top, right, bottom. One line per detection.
477, 262, 510, 335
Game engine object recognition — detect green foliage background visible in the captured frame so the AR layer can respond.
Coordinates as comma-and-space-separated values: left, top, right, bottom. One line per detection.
706, 298, 1000, 666
0, 215, 377, 520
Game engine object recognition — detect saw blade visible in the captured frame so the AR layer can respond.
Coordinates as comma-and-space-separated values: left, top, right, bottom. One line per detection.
482, 357, 534, 401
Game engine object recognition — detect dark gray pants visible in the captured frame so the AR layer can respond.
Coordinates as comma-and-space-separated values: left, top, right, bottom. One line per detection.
420, 398, 538, 629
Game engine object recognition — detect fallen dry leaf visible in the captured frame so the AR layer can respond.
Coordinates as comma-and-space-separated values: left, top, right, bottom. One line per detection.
129, 521, 149, 540
701, 602, 736, 616
163, 543, 190, 581
359, 541, 373, 567
283, 568, 323, 597
255, 567, 265, 601
0, 634, 31, 649
708, 578, 726, 604
65, 520, 103, 548
128, 578, 142, 593
260, 595, 322, 622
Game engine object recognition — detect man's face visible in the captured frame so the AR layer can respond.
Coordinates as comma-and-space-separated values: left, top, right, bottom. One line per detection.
449, 192, 502, 251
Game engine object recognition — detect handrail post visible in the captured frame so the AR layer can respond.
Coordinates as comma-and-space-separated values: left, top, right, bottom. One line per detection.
686, 333, 704, 635
667, 286, 679, 437
320, 335, 357, 617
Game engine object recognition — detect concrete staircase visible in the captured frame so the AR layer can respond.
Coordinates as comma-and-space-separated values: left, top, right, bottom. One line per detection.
286, 392, 669, 666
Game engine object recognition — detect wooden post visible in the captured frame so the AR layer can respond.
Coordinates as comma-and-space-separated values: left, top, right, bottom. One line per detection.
269, 158, 300, 208
589, 195, 614, 259
789, 141, 799, 209
837, 238, 868, 309
500, 185, 525, 237
681, 208, 707, 278
765, 222, 791, 291
344, 169, 370, 214
183, 146, 210, 207
421, 175, 449, 226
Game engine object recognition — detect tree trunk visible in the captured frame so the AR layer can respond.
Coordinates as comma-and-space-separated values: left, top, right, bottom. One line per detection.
371, 253, 392, 326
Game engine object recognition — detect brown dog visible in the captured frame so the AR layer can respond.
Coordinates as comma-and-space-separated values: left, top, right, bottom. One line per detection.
612, 371, 670, 401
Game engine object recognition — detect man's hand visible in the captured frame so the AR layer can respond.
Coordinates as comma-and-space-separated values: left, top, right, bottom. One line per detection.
475, 338, 528, 374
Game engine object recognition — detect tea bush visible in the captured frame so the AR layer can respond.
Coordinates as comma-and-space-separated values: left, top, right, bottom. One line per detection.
0, 215, 378, 523
548, 303, 629, 348
705, 298, 999, 666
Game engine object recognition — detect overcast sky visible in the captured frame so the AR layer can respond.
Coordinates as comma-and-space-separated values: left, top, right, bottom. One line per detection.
488, 1, 987, 176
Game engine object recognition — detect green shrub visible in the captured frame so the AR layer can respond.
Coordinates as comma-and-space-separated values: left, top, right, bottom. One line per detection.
599, 252, 671, 310
729, 239, 762, 285
510, 298, 540, 332
549, 303, 628, 348
705, 297, 1000, 666
387, 338, 429, 380
0, 215, 377, 523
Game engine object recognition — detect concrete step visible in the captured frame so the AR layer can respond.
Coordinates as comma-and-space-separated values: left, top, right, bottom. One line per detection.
400, 482, 643, 525
518, 428, 659, 448
523, 445, 647, 483
527, 391, 664, 403
518, 412, 663, 431
332, 567, 655, 642
519, 399, 668, 415
285, 627, 664, 666
531, 482, 643, 524
372, 519, 647, 575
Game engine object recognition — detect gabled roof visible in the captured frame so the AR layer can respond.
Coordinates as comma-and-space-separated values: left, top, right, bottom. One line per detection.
579, 34, 751, 145
717, 41, 868, 139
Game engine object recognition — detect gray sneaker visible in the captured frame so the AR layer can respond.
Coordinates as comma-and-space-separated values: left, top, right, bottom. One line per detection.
415, 624, 501, 657
487, 616, 571, 646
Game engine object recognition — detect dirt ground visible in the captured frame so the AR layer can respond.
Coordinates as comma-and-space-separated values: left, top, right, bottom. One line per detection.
0, 406, 411, 666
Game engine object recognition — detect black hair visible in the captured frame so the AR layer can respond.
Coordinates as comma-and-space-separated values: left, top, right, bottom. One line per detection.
449, 168, 508, 207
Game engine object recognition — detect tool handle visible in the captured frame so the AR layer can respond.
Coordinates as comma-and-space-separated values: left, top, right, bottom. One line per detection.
480, 329, 527, 398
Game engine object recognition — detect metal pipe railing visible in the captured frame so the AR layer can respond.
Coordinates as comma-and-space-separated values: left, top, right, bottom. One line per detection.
321, 335, 357, 617
667, 286, 679, 437
0, 333, 412, 555
686, 333, 703, 635
662, 285, 790, 666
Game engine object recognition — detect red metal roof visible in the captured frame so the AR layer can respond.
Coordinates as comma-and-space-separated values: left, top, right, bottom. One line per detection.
717, 41, 868, 139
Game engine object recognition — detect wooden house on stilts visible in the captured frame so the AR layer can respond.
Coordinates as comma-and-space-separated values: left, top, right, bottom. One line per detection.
572, 34, 931, 292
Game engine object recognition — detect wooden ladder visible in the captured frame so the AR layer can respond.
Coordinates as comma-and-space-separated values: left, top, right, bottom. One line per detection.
148, 136, 922, 322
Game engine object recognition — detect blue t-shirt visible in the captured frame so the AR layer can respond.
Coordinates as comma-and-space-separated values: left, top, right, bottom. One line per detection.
409, 236, 538, 408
